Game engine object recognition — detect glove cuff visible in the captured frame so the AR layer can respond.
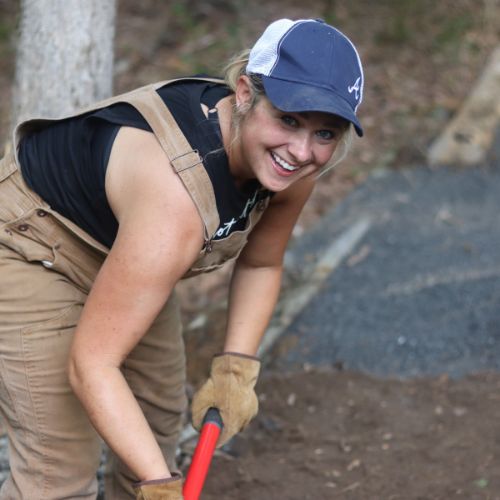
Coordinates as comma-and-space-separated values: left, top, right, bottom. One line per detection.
215, 351, 260, 362
211, 352, 260, 387
133, 472, 182, 488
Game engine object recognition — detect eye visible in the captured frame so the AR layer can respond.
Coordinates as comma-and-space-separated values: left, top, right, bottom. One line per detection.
280, 115, 298, 127
316, 129, 337, 141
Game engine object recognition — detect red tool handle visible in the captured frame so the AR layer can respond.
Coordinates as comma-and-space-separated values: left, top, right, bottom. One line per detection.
183, 408, 223, 500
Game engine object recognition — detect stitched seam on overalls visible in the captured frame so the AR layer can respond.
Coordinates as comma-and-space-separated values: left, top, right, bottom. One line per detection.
123, 87, 220, 240
0, 152, 17, 183
0, 354, 30, 451
20, 304, 81, 496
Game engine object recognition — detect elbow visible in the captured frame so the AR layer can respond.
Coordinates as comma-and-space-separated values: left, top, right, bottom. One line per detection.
67, 355, 84, 394
67, 350, 120, 397
67, 352, 97, 397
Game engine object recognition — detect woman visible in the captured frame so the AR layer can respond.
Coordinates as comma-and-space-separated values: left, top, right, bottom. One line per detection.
0, 18, 364, 499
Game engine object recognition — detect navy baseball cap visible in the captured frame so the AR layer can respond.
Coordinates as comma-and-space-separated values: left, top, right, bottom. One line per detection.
247, 18, 364, 136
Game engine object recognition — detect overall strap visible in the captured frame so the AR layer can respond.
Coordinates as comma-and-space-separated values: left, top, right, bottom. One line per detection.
123, 85, 220, 241
12, 78, 226, 241
152, 76, 225, 91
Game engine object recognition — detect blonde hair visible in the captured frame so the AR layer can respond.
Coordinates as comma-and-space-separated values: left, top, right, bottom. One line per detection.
317, 125, 354, 177
223, 50, 265, 149
224, 49, 251, 92
223, 49, 353, 174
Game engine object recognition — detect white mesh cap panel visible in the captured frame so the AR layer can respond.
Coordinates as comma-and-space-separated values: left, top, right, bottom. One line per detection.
247, 19, 311, 76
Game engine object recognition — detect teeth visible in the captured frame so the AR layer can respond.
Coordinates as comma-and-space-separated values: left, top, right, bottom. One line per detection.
272, 152, 298, 171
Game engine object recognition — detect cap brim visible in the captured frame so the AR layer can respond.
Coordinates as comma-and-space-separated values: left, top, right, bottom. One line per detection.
261, 76, 363, 137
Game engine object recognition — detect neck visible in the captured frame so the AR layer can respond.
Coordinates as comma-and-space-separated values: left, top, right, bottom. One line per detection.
217, 95, 248, 188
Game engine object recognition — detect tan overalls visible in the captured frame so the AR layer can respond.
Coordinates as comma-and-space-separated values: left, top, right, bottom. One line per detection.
0, 78, 269, 499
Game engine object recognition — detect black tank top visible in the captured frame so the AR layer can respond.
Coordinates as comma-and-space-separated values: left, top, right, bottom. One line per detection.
19, 79, 268, 248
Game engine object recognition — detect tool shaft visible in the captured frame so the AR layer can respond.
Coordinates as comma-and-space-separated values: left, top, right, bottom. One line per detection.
183, 408, 223, 500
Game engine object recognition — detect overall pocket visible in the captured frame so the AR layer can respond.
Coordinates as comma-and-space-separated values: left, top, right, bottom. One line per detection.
1, 209, 106, 294
1, 209, 57, 265
0, 160, 106, 293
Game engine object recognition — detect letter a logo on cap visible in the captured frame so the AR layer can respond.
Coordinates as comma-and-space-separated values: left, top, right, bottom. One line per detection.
348, 77, 361, 101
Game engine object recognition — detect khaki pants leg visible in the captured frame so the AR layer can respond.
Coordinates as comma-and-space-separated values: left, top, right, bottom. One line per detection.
0, 244, 102, 499
0, 152, 188, 498
0, 154, 104, 499
105, 292, 187, 499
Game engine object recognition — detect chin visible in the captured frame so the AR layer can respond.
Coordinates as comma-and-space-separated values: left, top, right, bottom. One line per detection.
260, 177, 292, 193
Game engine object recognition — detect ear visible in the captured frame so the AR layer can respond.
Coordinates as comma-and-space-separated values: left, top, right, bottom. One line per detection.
235, 75, 253, 108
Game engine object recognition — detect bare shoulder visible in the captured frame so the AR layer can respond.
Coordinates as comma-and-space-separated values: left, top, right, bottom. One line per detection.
104, 126, 204, 270
105, 127, 196, 223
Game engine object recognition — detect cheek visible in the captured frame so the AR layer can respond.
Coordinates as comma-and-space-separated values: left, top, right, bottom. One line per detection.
315, 144, 337, 166
242, 121, 278, 152
244, 105, 282, 139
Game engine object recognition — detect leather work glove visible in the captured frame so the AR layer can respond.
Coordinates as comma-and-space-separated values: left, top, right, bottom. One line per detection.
134, 473, 183, 500
191, 352, 261, 447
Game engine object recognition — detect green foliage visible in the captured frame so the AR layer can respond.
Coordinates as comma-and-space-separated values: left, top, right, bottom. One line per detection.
375, 0, 427, 45
474, 478, 489, 489
373, 0, 477, 60
171, 1, 197, 32
320, 0, 339, 26
434, 14, 472, 47
0, 18, 15, 61
0, 20, 13, 43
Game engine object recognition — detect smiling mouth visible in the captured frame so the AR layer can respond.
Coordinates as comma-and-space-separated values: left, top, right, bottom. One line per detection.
271, 152, 299, 172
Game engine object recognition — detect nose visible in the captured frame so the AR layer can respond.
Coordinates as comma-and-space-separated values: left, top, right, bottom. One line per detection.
288, 132, 313, 165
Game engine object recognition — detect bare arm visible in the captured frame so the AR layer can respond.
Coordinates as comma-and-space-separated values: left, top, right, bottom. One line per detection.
68, 128, 204, 481
224, 177, 316, 355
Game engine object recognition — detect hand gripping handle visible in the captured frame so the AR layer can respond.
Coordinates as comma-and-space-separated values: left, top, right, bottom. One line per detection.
183, 408, 223, 500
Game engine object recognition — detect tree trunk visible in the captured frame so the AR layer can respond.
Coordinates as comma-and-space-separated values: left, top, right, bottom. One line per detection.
12, 0, 116, 126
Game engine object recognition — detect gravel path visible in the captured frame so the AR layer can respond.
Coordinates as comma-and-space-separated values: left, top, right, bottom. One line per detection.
271, 150, 500, 378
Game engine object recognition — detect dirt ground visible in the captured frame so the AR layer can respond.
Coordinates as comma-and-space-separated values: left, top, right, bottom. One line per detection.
195, 368, 500, 499
1, 1, 500, 498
